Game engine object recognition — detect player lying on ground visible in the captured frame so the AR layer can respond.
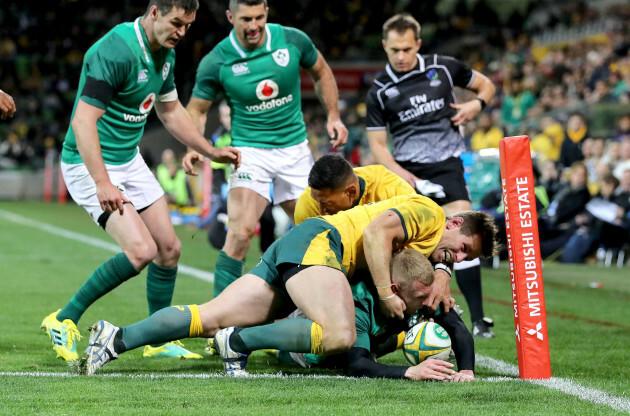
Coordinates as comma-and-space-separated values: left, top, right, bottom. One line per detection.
267, 250, 475, 381
79, 194, 497, 375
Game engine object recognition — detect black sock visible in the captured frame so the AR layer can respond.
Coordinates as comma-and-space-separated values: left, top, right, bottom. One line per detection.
114, 329, 126, 354
228, 328, 250, 354
455, 265, 484, 324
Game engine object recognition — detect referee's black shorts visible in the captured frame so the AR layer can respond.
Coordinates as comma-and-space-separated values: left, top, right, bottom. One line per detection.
398, 156, 470, 205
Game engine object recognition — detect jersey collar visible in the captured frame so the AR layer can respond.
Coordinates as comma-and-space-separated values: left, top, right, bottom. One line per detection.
385, 53, 425, 83
134, 17, 151, 63
229, 25, 272, 58
352, 176, 366, 208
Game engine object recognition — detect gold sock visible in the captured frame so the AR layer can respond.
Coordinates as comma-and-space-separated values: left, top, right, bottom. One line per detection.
310, 322, 324, 355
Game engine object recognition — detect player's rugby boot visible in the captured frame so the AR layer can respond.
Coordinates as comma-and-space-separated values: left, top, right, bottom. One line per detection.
214, 327, 249, 376
143, 340, 202, 359
79, 320, 119, 375
41, 309, 82, 362
472, 317, 495, 338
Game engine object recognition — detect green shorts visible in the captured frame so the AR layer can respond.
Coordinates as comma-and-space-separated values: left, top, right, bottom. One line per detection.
249, 218, 345, 293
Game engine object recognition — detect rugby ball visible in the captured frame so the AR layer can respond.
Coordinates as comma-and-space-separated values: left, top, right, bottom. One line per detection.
403, 321, 451, 365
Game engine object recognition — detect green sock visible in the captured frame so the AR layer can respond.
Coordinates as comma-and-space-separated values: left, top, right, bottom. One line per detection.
146, 262, 177, 315
231, 319, 314, 353
118, 305, 193, 353
57, 253, 138, 324
213, 250, 243, 297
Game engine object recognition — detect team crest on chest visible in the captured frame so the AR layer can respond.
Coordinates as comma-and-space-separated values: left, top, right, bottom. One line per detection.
272, 48, 290, 67
426, 69, 441, 87
162, 62, 171, 80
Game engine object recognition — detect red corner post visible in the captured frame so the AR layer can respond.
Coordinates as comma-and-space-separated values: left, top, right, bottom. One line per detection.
499, 136, 551, 379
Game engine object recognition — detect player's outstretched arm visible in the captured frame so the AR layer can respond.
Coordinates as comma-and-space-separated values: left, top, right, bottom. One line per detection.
346, 347, 408, 379
305, 52, 348, 148
451, 370, 475, 382
0, 89, 16, 119
155, 99, 240, 169
405, 358, 456, 381
433, 307, 475, 372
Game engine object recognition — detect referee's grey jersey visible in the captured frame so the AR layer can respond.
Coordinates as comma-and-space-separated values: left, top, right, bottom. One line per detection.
366, 54, 475, 164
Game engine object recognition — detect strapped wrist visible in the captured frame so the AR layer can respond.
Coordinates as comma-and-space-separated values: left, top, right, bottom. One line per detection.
434, 263, 452, 278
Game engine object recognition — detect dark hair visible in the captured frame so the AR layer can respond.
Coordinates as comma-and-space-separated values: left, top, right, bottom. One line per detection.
448, 211, 499, 258
147, 0, 199, 15
601, 173, 619, 188
229, 0, 267, 12
308, 155, 355, 190
382, 13, 421, 40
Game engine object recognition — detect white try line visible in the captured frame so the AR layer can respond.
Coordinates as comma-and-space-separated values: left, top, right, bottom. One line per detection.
2, 209, 629, 414
2, 358, 630, 413
0, 209, 214, 282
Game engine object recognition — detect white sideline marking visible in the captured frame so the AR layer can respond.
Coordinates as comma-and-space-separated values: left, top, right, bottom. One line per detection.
476, 355, 630, 414
0, 209, 214, 282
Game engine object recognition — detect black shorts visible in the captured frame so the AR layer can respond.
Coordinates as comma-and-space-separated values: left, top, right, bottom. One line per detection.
398, 157, 470, 205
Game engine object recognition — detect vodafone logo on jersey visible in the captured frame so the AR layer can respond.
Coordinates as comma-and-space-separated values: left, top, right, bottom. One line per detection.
139, 93, 156, 114
247, 79, 293, 112
255, 80, 279, 101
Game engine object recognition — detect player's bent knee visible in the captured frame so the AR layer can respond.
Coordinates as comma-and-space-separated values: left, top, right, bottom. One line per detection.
322, 327, 356, 355
127, 241, 158, 269
162, 237, 182, 262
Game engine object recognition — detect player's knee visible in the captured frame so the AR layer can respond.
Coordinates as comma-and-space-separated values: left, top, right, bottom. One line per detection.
127, 241, 158, 269
322, 326, 356, 354
226, 226, 256, 250
197, 301, 221, 337
160, 237, 181, 263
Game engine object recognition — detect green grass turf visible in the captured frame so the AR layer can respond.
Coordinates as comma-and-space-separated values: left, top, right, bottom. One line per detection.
0, 201, 629, 415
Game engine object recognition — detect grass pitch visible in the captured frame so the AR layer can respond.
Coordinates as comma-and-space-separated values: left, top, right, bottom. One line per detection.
0, 201, 629, 415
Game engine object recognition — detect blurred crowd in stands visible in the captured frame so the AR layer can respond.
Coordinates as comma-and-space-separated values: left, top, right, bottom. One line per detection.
1, 0, 630, 262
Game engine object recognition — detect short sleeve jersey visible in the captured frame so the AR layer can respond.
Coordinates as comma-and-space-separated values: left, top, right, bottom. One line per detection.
62, 18, 177, 165
294, 165, 417, 224
192, 24, 318, 148
366, 54, 475, 164
322, 194, 445, 278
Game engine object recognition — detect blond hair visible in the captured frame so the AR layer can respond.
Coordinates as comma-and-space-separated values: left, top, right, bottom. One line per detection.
390, 249, 434, 287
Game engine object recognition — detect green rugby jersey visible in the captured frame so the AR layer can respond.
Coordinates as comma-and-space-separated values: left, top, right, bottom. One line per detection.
62, 18, 177, 165
352, 280, 402, 351
192, 23, 318, 148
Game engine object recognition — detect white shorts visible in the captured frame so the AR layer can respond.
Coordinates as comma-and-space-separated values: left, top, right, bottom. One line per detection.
61, 151, 163, 225
228, 140, 313, 204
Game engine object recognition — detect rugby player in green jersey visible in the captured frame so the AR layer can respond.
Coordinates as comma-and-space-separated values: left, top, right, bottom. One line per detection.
181, 0, 348, 298
41, 0, 240, 363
